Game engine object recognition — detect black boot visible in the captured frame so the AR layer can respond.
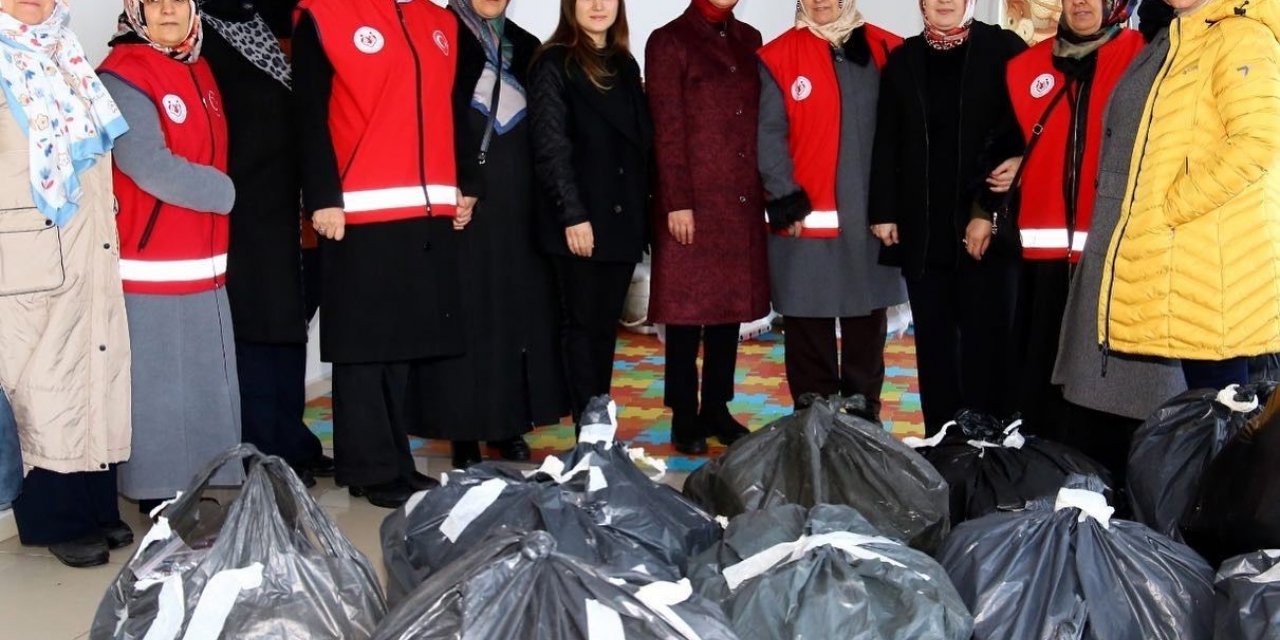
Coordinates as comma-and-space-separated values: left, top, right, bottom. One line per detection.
306, 454, 336, 478
700, 405, 751, 446
671, 411, 708, 455
101, 521, 135, 550
451, 441, 483, 469
487, 437, 531, 462
348, 478, 415, 509
48, 534, 109, 568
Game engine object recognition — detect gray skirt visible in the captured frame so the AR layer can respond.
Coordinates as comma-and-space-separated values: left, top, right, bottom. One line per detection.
118, 288, 243, 500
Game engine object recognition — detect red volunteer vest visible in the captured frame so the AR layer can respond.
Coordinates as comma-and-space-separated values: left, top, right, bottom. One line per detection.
301, 0, 458, 224
759, 25, 899, 239
1006, 30, 1143, 261
99, 46, 230, 295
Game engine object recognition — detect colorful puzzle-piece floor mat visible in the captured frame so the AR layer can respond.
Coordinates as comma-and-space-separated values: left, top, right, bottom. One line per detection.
305, 330, 924, 473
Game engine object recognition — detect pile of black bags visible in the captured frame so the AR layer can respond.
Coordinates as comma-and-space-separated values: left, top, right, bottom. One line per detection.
1213, 550, 1280, 639
91, 445, 386, 639
688, 503, 972, 640
683, 395, 950, 551
938, 475, 1215, 640
905, 410, 1111, 524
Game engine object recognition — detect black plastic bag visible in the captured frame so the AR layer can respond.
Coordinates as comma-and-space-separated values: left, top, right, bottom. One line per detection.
1182, 392, 1280, 566
1213, 550, 1280, 640
1128, 383, 1276, 542
688, 504, 972, 640
905, 411, 1112, 524
92, 445, 386, 639
372, 530, 739, 640
683, 395, 950, 551
938, 475, 1214, 640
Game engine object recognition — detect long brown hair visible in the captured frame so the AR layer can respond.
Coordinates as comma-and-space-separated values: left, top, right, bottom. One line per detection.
536, 0, 631, 90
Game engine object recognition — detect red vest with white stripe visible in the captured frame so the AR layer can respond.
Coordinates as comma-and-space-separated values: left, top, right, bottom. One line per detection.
758, 25, 899, 239
301, 0, 458, 223
1006, 30, 1143, 261
99, 46, 230, 295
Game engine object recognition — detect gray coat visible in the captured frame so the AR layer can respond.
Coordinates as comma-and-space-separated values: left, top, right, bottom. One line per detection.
758, 57, 907, 318
1052, 31, 1185, 420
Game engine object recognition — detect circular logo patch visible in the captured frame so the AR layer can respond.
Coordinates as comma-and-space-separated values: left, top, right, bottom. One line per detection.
354, 27, 385, 54
1030, 73, 1056, 99
162, 94, 187, 124
791, 76, 812, 102
433, 30, 450, 56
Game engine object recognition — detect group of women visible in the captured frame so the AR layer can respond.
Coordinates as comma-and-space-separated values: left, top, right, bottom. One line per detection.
1, 0, 1278, 569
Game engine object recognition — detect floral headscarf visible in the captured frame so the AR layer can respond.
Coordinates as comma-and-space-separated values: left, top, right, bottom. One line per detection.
923, 0, 977, 50
114, 0, 203, 63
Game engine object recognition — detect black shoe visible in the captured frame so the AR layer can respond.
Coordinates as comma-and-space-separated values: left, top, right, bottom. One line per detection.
49, 535, 109, 568
671, 411, 709, 456
408, 470, 439, 491
451, 441, 483, 469
101, 521, 134, 550
138, 498, 172, 517
700, 406, 751, 446
348, 479, 415, 509
307, 454, 336, 478
295, 467, 317, 489
487, 437, 531, 462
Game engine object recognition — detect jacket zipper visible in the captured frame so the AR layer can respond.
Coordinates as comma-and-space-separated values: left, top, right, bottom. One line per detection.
1100, 21, 1182, 374
395, 2, 433, 218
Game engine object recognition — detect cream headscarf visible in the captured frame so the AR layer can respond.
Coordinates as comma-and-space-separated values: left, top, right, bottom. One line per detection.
796, 0, 866, 46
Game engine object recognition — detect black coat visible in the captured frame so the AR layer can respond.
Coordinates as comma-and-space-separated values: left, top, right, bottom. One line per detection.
528, 45, 652, 264
202, 25, 308, 344
869, 23, 1027, 279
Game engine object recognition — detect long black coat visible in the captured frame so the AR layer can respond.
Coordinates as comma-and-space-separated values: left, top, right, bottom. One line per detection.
528, 45, 652, 264
202, 26, 308, 344
869, 23, 1027, 279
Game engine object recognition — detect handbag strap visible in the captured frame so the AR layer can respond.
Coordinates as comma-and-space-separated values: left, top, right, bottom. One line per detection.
999, 83, 1073, 207
478, 67, 503, 166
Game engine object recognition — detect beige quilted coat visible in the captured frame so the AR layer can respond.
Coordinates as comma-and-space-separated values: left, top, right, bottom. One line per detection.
1099, 0, 1280, 360
0, 92, 132, 474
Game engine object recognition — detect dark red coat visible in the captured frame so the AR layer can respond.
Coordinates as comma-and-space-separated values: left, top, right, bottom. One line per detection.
644, 6, 770, 326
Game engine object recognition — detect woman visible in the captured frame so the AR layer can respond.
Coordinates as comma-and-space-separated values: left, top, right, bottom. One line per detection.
869, 0, 1026, 434
100, 0, 244, 513
1, 0, 133, 567
530, 0, 651, 426
645, 0, 769, 454
1099, 0, 1280, 391
758, 0, 907, 419
294, 0, 462, 507
441, 0, 568, 468
1053, 0, 1182, 498
199, 0, 330, 485
1004, 0, 1146, 438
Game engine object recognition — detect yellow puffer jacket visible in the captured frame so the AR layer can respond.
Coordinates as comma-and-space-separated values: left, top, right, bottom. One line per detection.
1099, 0, 1280, 360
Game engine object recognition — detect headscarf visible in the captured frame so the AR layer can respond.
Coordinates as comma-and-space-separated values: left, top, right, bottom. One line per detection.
1053, 0, 1137, 59
796, 0, 866, 47
114, 0, 204, 63
201, 0, 290, 88
448, 0, 527, 134
923, 0, 977, 50
0, 0, 128, 225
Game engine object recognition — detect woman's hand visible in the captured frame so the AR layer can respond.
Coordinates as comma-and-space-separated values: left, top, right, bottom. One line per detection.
312, 207, 346, 241
668, 209, 694, 246
455, 194, 478, 230
870, 223, 899, 246
566, 221, 595, 258
965, 218, 993, 260
987, 156, 1023, 193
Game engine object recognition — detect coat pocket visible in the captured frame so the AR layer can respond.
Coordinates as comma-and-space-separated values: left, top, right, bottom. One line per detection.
0, 207, 65, 296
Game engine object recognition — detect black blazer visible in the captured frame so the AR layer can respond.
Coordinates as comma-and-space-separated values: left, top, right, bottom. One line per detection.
869, 22, 1027, 278
451, 12, 541, 198
528, 45, 652, 263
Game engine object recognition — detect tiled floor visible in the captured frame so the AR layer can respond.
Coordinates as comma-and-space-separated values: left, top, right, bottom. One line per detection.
0, 455, 690, 639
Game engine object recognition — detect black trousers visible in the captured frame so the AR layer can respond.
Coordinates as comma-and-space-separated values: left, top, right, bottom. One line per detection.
783, 311, 889, 418
664, 324, 740, 414
907, 257, 1019, 435
1014, 260, 1073, 440
1183, 358, 1250, 390
330, 362, 421, 487
552, 257, 635, 421
13, 466, 121, 546
236, 341, 323, 469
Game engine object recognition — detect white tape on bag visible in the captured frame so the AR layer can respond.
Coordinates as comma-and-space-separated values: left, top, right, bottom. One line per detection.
526, 454, 600, 488
439, 478, 508, 542
403, 490, 428, 517
135, 574, 186, 640
903, 422, 953, 449
1216, 384, 1261, 413
134, 517, 175, 561
182, 563, 265, 640
1054, 488, 1115, 529
578, 401, 620, 449
626, 448, 667, 482
1249, 562, 1280, 584
722, 531, 915, 591
585, 599, 626, 639
633, 579, 700, 640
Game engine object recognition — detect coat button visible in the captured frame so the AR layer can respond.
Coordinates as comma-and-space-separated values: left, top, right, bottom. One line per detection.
737, 151, 746, 159
613, 205, 623, 213
99, 463, 107, 470
617, 167, 625, 175
423, 242, 433, 252
44, 218, 53, 227
729, 65, 737, 73
735, 108, 744, 116
99, 345, 106, 352
719, 31, 727, 38
1105, 128, 1113, 137
103, 243, 111, 249
739, 196, 748, 204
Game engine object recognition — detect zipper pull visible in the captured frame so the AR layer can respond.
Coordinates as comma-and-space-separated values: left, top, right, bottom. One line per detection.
1100, 342, 1111, 377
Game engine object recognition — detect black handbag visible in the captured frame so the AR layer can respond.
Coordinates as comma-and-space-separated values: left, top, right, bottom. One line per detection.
989, 85, 1071, 255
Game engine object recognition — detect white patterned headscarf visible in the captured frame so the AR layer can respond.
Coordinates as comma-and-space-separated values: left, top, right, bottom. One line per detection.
0, 0, 128, 225
796, 0, 866, 46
